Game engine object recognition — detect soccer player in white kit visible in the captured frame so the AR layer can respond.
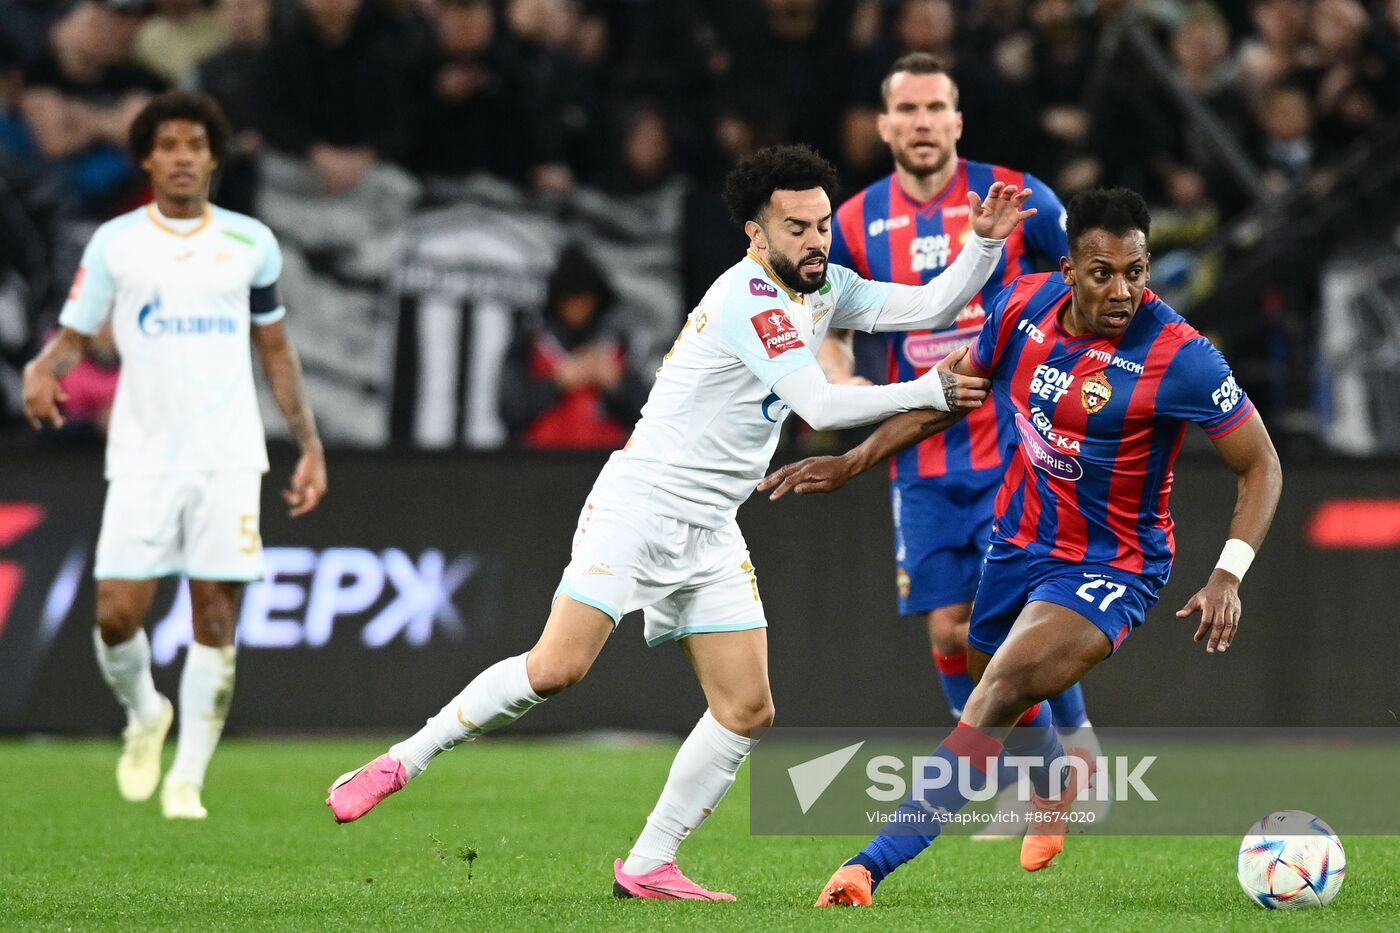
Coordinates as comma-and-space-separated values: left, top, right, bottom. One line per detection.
326, 144, 1034, 899
23, 92, 326, 820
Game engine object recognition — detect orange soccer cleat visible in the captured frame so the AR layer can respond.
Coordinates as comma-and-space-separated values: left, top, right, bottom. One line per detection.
813, 863, 873, 907
1020, 745, 1097, 872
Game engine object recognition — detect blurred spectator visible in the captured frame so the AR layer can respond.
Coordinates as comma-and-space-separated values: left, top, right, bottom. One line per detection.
1234, 0, 1312, 96
845, 0, 1017, 185
254, 0, 414, 195
500, 243, 649, 449
408, 0, 565, 188
14, 0, 166, 217
1309, 0, 1396, 153
1252, 83, 1316, 193
189, 0, 270, 212
500, 0, 603, 192
599, 102, 678, 194
132, 0, 227, 85
719, 0, 847, 181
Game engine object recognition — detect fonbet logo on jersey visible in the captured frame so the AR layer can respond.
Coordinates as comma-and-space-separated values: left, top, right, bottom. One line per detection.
1030, 363, 1074, 402
750, 309, 804, 359
1015, 411, 1083, 481
138, 292, 238, 337
1212, 374, 1243, 413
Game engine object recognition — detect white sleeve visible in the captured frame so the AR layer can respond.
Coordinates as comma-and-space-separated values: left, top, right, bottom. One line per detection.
867, 233, 1004, 332
773, 364, 950, 432
57, 226, 116, 335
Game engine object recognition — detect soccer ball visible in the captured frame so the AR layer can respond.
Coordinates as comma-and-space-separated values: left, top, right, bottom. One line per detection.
1237, 810, 1346, 909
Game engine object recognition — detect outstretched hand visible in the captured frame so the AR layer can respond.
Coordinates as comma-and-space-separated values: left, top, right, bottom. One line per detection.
1175, 569, 1242, 654
969, 182, 1036, 241
758, 455, 853, 501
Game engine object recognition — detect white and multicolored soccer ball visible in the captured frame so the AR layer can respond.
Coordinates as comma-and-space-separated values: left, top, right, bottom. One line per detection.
1237, 810, 1346, 909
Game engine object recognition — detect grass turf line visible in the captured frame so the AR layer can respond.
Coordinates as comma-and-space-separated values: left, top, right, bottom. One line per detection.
1, 737, 1396, 931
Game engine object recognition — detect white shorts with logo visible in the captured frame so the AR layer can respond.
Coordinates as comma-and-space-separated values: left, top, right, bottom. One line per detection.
554, 498, 767, 647
94, 471, 263, 581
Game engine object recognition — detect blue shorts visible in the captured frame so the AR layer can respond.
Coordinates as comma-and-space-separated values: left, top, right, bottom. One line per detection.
968, 539, 1166, 657
891, 473, 999, 615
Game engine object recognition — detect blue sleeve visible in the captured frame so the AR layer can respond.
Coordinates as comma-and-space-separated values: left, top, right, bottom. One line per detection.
1157, 336, 1255, 437
829, 215, 855, 270
970, 281, 1015, 375
57, 226, 116, 335
1019, 173, 1069, 268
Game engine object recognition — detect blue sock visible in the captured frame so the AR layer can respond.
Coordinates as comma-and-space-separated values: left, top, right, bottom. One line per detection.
932, 649, 973, 718
847, 723, 1003, 890
1048, 683, 1087, 730
1002, 702, 1067, 798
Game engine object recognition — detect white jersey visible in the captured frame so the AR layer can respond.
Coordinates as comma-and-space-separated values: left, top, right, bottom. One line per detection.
592, 251, 897, 529
59, 204, 286, 479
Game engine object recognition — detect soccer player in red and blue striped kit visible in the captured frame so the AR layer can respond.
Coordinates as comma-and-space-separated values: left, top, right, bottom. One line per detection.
822, 53, 1090, 741
764, 188, 1283, 905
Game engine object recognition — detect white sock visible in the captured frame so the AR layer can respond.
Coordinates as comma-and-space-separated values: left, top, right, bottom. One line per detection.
622, 710, 754, 874
93, 628, 164, 724
167, 643, 237, 787
389, 653, 544, 779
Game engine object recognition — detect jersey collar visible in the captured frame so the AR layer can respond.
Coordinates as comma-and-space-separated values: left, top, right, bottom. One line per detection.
145, 203, 213, 238
893, 159, 965, 214
746, 249, 804, 304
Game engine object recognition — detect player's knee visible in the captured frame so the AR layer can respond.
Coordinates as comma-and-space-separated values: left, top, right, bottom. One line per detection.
927, 607, 971, 656
95, 599, 143, 645
192, 609, 238, 647
711, 695, 774, 736
973, 669, 1037, 722
525, 652, 591, 696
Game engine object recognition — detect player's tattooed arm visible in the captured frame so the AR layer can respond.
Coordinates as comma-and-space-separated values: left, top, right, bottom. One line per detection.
22, 327, 92, 429
760, 348, 977, 500
1174, 412, 1282, 654
252, 320, 327, 517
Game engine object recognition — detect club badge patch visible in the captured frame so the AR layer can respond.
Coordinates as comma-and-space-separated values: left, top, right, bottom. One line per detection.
1081, 370, 1112, 414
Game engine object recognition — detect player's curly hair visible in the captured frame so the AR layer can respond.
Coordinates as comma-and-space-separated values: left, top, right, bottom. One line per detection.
722, 144, 840, 228
1066, 188, 1152, 254
127, 91, 231, 167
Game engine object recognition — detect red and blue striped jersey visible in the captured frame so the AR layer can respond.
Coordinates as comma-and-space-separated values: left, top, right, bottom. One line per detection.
830, 159, 1067, 481
969, 273, 1255, 577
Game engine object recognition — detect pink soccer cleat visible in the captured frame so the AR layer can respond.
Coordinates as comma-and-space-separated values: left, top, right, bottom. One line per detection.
612, 859, 736, 901
325, 753, 408, 823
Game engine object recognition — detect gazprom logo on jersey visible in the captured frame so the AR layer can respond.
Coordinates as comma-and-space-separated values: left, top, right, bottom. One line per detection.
137, 293, 237, 337
1014, 411, 1083, 481
749, 277, 779, 298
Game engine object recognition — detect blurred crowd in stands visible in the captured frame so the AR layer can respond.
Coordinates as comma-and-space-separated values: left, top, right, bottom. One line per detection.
3, 0, 1399, 449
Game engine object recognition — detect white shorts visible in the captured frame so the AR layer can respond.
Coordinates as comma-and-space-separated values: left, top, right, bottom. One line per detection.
94, 471, 263, 581
554, 498, 767, 647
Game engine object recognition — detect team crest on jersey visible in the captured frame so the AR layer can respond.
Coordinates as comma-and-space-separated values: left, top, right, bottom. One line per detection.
1081, 370, 1113, 414
67, 266, 87, 302
896, 567, 911, 599
749, 277, 778, 298
750, 309, 804, 358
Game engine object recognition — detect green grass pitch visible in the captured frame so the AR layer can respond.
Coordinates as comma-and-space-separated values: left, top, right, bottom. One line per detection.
1, 736, 1397, 930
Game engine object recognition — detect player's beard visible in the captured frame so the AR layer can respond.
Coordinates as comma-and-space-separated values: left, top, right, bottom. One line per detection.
893, 142, 952, 180
769, 248, 827, 295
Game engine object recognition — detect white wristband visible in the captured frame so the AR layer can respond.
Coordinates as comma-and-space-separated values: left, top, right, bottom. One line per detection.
1214, 538, 1255, 581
